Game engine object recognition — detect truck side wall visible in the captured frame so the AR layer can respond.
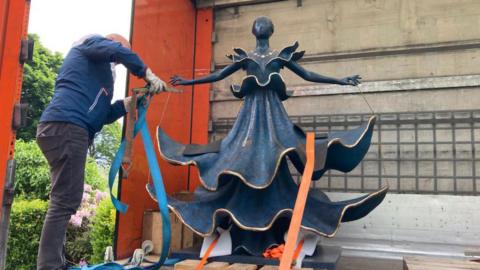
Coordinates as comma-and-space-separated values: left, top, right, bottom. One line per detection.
207, 0, 480, 256
0, 0, 30, 215
116, 0, 213, 258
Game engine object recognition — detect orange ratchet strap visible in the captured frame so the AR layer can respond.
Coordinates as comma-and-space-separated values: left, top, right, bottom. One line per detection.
279, 133, 315, 270
196, 234, 220, 270
121, 89, 138, 178
292, 238, 304, 264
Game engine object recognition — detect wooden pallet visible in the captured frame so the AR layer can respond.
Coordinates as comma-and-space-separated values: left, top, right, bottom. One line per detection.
173, 259, 315, 270
143, 209, 201, 254
403, 256, 480, 270
171, 246, 340, 270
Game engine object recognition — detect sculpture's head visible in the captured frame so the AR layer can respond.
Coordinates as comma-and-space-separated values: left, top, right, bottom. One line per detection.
252, 16, 274, 39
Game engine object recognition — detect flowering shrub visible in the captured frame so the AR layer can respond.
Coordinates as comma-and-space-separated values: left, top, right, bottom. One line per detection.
65, 184, 108, 264
10, 134, 115, 266
69, 184, 107, 228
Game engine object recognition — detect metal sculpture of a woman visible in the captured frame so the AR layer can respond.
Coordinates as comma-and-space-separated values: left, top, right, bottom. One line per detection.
149, 16, 388, 255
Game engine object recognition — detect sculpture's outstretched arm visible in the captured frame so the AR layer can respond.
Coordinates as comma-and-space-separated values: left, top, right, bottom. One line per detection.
285, 61, 361, 86
170, 62, 243, 86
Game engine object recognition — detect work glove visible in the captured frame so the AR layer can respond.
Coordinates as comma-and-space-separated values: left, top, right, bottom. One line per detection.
144, 68, 166, 94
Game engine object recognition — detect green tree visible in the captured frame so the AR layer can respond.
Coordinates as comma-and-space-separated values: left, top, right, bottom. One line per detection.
14, 140, 106, 199
18, 34, 63, 141
85, 157, 107, 190
90, 122, 122, 168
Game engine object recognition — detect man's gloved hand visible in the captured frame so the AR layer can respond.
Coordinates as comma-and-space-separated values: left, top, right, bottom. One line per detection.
144, 68, 166, 94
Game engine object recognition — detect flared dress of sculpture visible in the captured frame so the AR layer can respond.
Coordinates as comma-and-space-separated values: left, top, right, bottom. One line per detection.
148, 17, 388, 256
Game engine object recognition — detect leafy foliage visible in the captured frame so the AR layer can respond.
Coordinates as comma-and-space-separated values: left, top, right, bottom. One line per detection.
18, 34, 63, 141
66, 221, 93, 264
6, 199, 48, 270
85, 157, 107, 191
90, 122, 122, 168
89, 198, 115, 263
14, 140, 50, 200
14, 140, 106, 200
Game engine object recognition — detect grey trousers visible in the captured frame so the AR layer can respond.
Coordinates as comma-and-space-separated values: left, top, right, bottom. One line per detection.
36, 122, 89, 270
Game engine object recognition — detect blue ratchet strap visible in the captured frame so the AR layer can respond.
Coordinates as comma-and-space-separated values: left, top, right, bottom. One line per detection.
70, 263, 136, 270
77, 97, 177, 270
108, 97, 149, 213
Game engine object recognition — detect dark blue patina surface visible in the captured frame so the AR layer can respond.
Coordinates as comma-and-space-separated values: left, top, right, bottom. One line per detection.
152, 17, 388, 255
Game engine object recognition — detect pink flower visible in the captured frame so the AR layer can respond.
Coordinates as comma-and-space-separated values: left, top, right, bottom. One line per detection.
69, 214, 83, 227
84, 184, 92, 193
78, 209, 92, 219
82, 192, 91, 203
79, 259, 88, 267
95, 190, 107, 203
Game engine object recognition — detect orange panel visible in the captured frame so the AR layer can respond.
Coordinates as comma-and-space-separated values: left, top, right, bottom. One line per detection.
0, 0, 9, 67
116, 0, 201, 258
0, 0, 30, 214
188, 8, 213, 191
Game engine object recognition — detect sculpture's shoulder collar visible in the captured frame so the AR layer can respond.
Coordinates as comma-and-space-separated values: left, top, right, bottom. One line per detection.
225, 42, 305, 69
226, 47, 249, 62
277, 41, 305, 62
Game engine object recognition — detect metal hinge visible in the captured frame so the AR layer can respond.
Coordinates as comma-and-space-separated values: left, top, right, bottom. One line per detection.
0, 159, 16, 270
2, 160, 16, 207
12, 103, 28, 130
19, 38, 34, 64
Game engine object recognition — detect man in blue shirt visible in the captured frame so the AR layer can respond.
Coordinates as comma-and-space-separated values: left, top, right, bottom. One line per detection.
36, 34, 175, 270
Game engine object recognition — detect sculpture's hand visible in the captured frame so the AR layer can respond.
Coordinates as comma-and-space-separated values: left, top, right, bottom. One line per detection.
170, 75, 191, 86
340, 75, 362, 86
